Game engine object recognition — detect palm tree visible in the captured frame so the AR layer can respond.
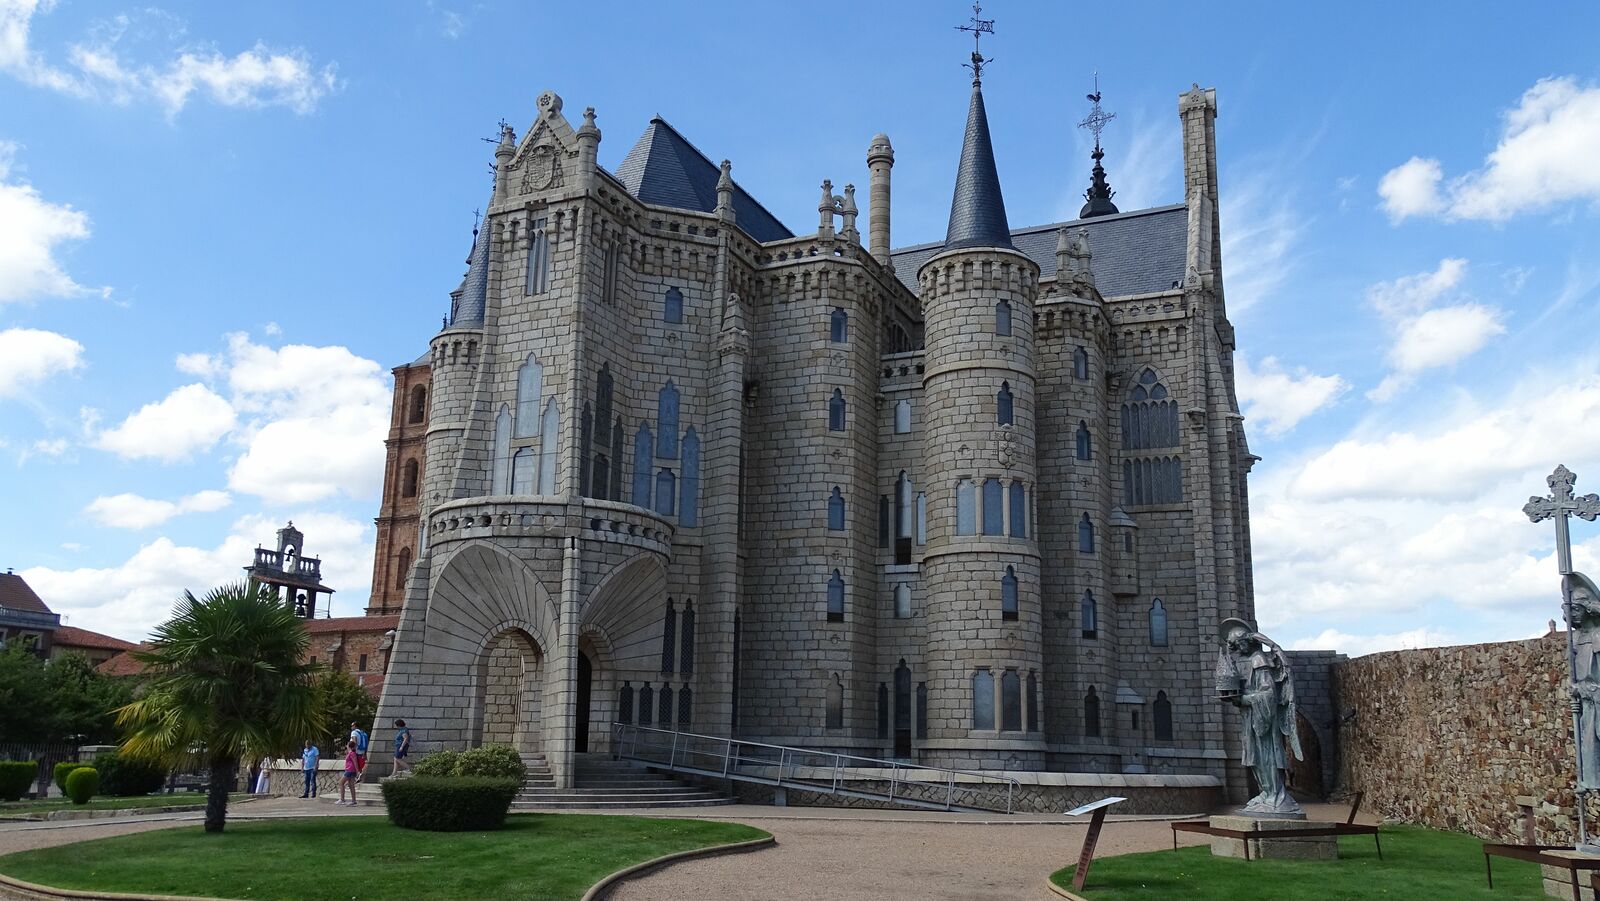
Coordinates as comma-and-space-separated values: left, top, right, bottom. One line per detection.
118, 580, 323, 832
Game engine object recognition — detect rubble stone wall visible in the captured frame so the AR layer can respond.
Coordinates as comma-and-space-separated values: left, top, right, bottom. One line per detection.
1334, 633, 1596, 843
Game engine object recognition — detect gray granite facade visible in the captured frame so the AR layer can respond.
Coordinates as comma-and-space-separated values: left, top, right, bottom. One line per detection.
372, 83, 1257, 797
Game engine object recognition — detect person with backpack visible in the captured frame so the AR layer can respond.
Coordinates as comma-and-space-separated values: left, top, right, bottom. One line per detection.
349, 722, 369, 783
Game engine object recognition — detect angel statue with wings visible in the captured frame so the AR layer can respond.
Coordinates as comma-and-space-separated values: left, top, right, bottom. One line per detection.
1215, 617, 1306, 819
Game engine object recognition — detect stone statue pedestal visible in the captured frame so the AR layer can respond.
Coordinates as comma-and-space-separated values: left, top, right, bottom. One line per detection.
1208, 816, 1339, 860
1541, 849, 1600, 901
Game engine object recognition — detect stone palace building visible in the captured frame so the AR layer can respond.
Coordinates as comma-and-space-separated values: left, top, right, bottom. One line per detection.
369, 69, 1257, 793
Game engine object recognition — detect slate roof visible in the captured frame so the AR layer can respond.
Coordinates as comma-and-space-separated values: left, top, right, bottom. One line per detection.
52, 626, 136, 651
0, 572, 52, 615
942, 82, 1014, 251
889, 203, 1188, 300
612, 118, 793, 244
449, 217, 492, 327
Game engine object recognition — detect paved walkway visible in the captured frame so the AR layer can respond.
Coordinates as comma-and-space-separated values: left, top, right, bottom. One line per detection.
0, 799, 1366, 900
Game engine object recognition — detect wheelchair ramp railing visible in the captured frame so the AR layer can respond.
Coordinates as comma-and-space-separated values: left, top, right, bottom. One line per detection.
610, 723, 1019, 814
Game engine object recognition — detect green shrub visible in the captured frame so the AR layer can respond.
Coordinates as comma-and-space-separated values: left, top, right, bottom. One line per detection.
0, 761, 36, 801
410, 749, 459, 778
92, 750, 166, 797
381, 777, 519, 832
53, 761, 86, 794
64, 767, 99, 805
453, 744, 526, 781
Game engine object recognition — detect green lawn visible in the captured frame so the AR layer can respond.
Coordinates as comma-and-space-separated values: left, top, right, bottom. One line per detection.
0, 793, 252, 813
0, 813, 768, 901
1052, 826, 1545, 900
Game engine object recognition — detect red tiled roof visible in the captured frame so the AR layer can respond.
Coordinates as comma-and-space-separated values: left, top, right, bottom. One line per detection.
53, 625, 138, 652
0, 572, 53, 615
303, 615, 399, 634
96, 645, 151, 677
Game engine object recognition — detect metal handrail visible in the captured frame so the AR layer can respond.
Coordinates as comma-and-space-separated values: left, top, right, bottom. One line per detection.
609, 722, 1021, 813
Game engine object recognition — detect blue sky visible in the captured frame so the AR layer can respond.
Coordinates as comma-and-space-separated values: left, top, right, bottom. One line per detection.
3, 0, 1600, 654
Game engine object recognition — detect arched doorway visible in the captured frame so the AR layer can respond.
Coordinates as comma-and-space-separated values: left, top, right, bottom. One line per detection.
479, 629, 544, 754
576, 651, 593, 753
1288, 710, 1324, 799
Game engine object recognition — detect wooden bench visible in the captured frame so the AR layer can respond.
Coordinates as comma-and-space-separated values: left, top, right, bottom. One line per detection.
1169, 792, 1382, 861
1482, 843, 1600, 901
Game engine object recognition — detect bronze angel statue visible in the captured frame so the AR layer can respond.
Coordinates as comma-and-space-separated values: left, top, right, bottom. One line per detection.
1215, 617, 1305, 818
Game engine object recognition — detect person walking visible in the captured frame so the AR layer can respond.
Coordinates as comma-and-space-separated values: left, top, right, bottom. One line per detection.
253, 756, 271, 795
349, 721, 369, 783
300, 740, 320, 799
392, 720, 413, 776
337, 742, 360, 806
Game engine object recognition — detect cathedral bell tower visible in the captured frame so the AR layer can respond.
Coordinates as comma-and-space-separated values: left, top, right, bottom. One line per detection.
245, 521, 335, 618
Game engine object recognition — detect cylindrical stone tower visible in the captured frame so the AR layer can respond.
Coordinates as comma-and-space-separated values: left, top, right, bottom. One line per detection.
867, 134, 894, 265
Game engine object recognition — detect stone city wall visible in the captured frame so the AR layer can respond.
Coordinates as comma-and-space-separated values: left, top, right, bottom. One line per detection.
1334, 633, 1596, 843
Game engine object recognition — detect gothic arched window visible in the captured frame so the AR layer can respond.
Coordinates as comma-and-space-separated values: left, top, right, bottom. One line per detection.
876, 683, 889, 739
826, 570, 845, 622
639, 683, 654, 727
655, 468, 676, 517
1084, 686, 1101, 738
538, 399, 558, 494
1080, 590, 1098, 639
894, 660, 911, 733
1001, 566, 1018, 620
402, 459, 419, 498
633, 423, 654, 507
1076, 421, 1092, 460
408, 384, 427, 424
982, 478, 1004, 536
1073, 345, 1089, 380
679, 602, 695, 674
894, 399, 912, 434
610, 420, 624, 501
972, 670, 995, 730
1001, 670, 1021, 731
618, 681, 634, 724
996, 381, 1014, 426
894, 583, 911, 618
1154, 691, 1173, 740
658, 685, 673, 728
660, 600, 677, 674
1078, 514, 1095, 553
1121, 367, 1179, 450
828, 389, 847, 431
681, 428, 701, 526
1026, 671, 1039, 733
995, 299, 1012, 336
828, 487, 846, 531
1150, 598, 1169, 647
526, 216, 551, 295
491, 405, 512, 494
664, 286, 683, 324
956, 479, 977, 536
915, 492, 927, 545
677, 686, 693, 727
1008, 480, 1026, 538
515, 354, 542, 437
826, 675, 843, 729
512, 448, 535, 493
830, 307, 849, 342
395, 547, 411, 590
656, 381, 680, 459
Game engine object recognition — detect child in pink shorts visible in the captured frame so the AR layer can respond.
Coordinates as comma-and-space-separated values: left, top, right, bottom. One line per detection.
337, 745, 360, 806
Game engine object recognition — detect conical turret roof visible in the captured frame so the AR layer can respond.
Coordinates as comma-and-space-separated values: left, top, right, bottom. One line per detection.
449, 214, 492, 327
942, 81, 1013, 251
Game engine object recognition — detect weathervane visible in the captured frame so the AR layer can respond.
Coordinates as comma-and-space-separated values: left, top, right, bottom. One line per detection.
1078, 72, 1116, 153
956, 2, 994, 84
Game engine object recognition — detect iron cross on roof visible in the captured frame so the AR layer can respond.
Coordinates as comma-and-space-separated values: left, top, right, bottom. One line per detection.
1525, 464, 1600, 573
1078, 72, 1116, 152
956, 2, 995, 83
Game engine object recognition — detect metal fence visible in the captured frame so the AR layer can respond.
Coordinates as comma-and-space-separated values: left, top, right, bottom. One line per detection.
0, 743, 82, 798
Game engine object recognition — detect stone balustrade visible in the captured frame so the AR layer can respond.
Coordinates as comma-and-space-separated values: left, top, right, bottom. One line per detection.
428, 496, 674, 557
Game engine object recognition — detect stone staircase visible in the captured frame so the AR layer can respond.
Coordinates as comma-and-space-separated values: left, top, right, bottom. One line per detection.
511, 752, 734, 810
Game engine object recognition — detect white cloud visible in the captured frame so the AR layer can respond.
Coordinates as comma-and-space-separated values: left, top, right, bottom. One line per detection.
1235, 356, 1348, 437
0, 327, 84, 396
1254, 364, 1600, 650
22, 510, 374, 640
1364, 259, 1503, 401
84, 489, 231, 529
1219, 172, 1302, 315
1379, 76, 1600, 222
1287, 628, 1463, 658
1106, 119, 1180, 213
0, 142, 106, 304
94, 382, 236, 462
0, 1, 336, 116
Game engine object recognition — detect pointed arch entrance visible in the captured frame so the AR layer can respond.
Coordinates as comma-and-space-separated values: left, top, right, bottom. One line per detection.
579, 553, 672, 754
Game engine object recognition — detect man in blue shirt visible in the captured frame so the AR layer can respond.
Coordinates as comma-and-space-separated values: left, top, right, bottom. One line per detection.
300, 741, 320, 799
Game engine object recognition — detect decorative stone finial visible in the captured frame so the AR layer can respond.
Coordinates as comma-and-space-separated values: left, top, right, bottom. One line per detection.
536, 91, 563, 116
840, 184, 859, 242
715, 160, 735, 223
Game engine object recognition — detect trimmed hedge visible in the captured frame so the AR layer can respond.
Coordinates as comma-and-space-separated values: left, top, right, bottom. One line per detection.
0, 761, 36, 801
381, 777, 519, 832
93, 750, 166, 797
410, 749, 459, 778
454, 744, 526, 781
64, 767, 99, 805
53, 762, 85, 794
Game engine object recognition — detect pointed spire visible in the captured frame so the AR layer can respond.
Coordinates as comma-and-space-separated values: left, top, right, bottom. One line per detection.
1078, 76, 1120, 219
942, 79, 1013, 251
449, 211, 492, 327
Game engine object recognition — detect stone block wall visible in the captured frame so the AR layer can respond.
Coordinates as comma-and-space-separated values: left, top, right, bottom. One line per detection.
1334, 633, 1594, 843
1284, 648, 1345, 798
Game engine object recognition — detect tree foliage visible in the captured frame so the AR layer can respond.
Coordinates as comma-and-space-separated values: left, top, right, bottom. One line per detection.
116, 581, 323, 832
0, 647, 131, 746
312, 669, 376, 754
